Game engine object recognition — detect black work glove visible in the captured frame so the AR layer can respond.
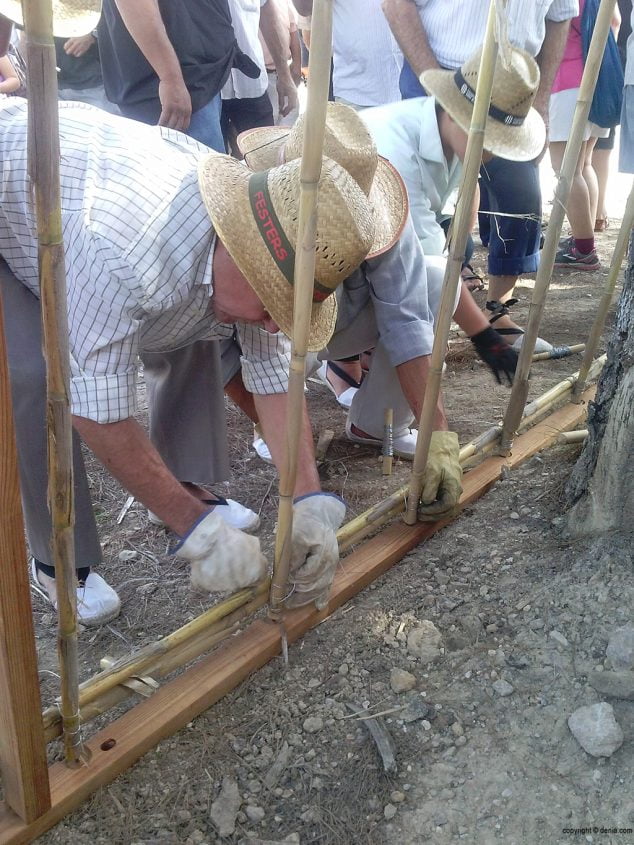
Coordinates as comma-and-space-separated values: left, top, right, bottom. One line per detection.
470, 327, 518, 386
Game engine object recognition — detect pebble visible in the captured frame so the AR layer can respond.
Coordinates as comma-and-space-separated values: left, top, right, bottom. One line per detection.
568, 702, 624, 757
117, 549, 138, 561
244, 805, 265, 823
302, 716, 323, 734
407, 620, 442, 663
401, 697, 430, 723
384, 803, 398, 820
587, 669, 634, 700
338, 663, 349, 676
390, 668, 417, 693
509, 511, 520, 520
209, 776, 241, 837
492, 679, 514, 697
550, 630, 570, 647
455, 736, 467, 747
390, 791, 405, 803
606, 625, 634, 670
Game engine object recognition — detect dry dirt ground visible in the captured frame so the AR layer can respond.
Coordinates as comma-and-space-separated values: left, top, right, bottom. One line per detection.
13, 218, 634, 844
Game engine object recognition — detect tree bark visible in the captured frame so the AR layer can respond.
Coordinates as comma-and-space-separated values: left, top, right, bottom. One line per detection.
566, 232, 634, 536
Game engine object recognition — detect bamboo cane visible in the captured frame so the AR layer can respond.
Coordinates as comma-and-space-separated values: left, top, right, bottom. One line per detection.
557, 429, 589, 444
340, 356, 606, 549
572, 182, 634, 401
499, 0, 616, 453
40, 354, 605, 740
403, 0, 499, 524
269, 0, 333, 620
42, 585, 269, 742
23, 0, 84, 766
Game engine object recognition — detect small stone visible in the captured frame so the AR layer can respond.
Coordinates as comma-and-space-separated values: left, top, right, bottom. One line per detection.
390, 791, 405, 803
549, 630, 569, 647
509, 511, 520, 520
400, 697, 430, 723
451, 722, 464, 736
308, 678, 321, 688
568, 702, 624, 757
209, 776, 241, 837
384, 803, 398, 820
587, 670, 634, 700
506, 653, 530, 669
407, 621, 442, 663
492, 679, 514, 697
390, 668, 417, 693
455, 735, 467, 747
118, 549, 138, 561
501, 788, 513, 798
338, 663, 349, 676
245, 805, 265, 823
302, 716, 323, 734
606, 625, 634, 670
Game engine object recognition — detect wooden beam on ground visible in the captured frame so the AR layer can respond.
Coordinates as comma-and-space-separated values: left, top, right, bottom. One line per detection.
0, 295, 51, 822
0, 388, 594, 843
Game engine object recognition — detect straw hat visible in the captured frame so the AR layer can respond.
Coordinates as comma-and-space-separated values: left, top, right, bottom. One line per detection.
198, 153, 375, 350
0, 0, 101, 37
237, 102, 408, 258
421, 46, 545, 162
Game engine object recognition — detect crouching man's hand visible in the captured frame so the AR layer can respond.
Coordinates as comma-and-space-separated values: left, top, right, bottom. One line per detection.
285, 493, 346, 610
174, 510, 267, 594
417, 431, 463, 522
470, 326, 518, 386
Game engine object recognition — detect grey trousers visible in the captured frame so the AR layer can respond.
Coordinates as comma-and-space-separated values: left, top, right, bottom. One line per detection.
0, 258, 229, 569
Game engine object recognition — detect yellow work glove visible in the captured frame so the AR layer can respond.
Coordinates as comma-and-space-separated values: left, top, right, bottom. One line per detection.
417, 431, 463, 522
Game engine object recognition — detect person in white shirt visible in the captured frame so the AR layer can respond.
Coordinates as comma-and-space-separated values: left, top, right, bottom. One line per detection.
382, 0, 578, 349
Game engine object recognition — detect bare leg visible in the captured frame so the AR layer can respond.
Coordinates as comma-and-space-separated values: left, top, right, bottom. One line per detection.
583, 136, 600, 227
550, 139, 595, 241
591, 143, 612, 227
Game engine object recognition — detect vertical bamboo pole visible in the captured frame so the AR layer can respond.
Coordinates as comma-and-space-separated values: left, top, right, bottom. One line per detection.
499, 0, 616, 452
0, 295, 51, 820
268, 0, 333, 618
403, 0, 498, 524
571, 181, 634, 401
23, 0, 85, 765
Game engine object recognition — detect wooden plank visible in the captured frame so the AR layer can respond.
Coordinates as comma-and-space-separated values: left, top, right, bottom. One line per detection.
0, 388, 593, 843
0, 294, 51, 822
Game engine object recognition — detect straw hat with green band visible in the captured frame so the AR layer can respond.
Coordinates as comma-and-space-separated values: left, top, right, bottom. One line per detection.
237, 102, 408, 259
0, 0, 101, 36
198, 153, 375, 351
421, 46, 546, 163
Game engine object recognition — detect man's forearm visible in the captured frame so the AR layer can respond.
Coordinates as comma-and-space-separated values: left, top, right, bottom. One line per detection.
253, 392, 320, 497
534, 18, 571, 115
396, 356, 448, 430
382, 0, 440, 76
72, 415, 205, 536
113, 0, 183, 84
260, 0, 293, 78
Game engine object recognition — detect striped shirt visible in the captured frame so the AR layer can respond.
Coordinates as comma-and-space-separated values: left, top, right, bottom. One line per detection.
0, 99, 290, 423
412, 0, 580, 68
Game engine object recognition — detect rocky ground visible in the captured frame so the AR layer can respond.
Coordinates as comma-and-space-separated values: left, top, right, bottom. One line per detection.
9, 194, 634, 844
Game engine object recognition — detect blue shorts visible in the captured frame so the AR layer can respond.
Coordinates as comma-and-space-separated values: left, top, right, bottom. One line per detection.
479, 156, 541, 277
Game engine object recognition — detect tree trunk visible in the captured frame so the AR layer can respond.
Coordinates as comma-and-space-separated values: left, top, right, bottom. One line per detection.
566, 232, 634, 536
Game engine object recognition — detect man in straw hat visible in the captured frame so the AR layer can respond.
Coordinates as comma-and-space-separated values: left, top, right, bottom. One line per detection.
237, 98, 521, 466
0, 96, 382, 615
384, 0, 578, 350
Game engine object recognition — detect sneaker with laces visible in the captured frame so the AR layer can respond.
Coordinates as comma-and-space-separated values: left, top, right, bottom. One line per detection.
148, 496, 260, 532
554, 245, 600, 270
31, 559, 121, 627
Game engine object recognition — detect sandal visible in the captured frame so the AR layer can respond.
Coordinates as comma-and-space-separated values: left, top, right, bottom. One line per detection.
486, 300, 553, 354
317, 360, 362, 409
461, 263, 486, 292
594, 216, 609, 233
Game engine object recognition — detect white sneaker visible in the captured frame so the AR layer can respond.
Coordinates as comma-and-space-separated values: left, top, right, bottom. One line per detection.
345, 418, 417, 459
316, 361, 359, 409
31, 560, 121, 627
252, 424, 273, 465
148, 496, 260, 533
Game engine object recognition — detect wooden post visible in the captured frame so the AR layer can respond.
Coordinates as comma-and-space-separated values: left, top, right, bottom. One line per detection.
23, 0, 85, 764
0, 295, 51, 822
572, 181, 634, 401
269, 0, 333, 618
499, 0, 616, 452
403, 0, 498, 524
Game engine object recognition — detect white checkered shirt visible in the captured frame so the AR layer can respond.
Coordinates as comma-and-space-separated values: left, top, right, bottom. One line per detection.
0, 100, 291, 423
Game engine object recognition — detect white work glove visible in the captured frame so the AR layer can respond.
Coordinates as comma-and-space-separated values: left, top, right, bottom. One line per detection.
173, 510, 267, 594
285, 493, 346, 610
417, 431, 463, 522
